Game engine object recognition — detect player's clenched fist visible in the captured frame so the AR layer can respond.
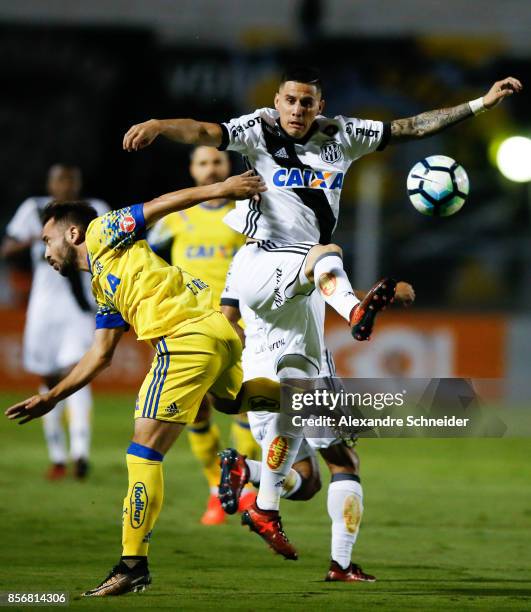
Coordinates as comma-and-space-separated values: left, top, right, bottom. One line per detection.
5, 393, 57, 424
483, 77, 523, 109
123, 119, 161, 152
395, 282, 415, 307
221, 171, 267, 200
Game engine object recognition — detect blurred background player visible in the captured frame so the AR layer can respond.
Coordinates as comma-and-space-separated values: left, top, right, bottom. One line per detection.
148, 146, 260, 524
1, 164, 109, 479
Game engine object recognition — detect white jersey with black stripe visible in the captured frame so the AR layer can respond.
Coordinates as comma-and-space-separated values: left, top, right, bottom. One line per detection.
6, 196, 109, 319
220, 107, 389, 245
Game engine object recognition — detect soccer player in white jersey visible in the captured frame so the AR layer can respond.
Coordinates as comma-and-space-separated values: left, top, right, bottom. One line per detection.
219, 261, 415, 580
1, 164, 109, 479
123, 67, 521, 555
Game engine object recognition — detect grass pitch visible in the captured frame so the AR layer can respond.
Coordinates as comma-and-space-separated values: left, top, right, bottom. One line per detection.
1, 392, 530, 611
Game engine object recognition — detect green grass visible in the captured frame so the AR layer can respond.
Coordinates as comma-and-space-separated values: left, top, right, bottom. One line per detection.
1, 391, 530, 611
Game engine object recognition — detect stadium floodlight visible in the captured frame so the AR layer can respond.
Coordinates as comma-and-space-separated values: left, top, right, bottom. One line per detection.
496, 136, 531, 183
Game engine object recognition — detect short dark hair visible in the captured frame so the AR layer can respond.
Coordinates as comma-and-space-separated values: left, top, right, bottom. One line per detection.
42, 201, 98, 234
279, 66, 322, 93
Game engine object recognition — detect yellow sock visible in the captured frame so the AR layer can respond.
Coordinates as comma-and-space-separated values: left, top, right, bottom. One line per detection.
122, 443, 164, 557
231, 415, 261, 461
187, 420, 221, 490
240, 378, 281, 414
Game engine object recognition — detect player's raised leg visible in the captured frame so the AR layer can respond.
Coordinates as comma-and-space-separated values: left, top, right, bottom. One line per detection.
305, 244, 396, 341
83, 417, 184, 597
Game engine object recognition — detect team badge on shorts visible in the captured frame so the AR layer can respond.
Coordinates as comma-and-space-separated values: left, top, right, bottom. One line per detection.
120, 214, 136, 233
320, 140, 343, 164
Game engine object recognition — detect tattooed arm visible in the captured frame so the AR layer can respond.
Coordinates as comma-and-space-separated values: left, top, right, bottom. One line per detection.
389, 76, 522, 144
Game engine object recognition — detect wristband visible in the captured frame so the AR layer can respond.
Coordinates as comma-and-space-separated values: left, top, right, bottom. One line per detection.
469, 97, 487, 115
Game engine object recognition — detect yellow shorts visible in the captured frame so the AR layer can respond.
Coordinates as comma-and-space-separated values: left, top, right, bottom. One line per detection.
135, 311, 242, 424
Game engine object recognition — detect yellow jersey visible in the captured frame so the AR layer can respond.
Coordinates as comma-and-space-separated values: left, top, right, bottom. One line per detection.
86, 205, 214, 340
148, 202, 245, 305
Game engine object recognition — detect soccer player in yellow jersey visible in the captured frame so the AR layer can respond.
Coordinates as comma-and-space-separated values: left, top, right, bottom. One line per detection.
5, 170, 268, 597
149, 147, 259, 525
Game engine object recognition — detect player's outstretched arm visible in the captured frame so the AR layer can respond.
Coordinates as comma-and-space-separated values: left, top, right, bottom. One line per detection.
389, 77, 522, 144
4, 327, 125, 425
143, 171, 266, 227
123, 118, 223, 151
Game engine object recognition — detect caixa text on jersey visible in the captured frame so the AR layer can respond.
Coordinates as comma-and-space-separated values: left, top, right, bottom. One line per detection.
272, 168, 344, 190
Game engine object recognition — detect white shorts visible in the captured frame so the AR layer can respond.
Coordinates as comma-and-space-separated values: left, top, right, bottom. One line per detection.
231, 241, 326, 373
23, 309, 95, 376
244, 331, 340, 461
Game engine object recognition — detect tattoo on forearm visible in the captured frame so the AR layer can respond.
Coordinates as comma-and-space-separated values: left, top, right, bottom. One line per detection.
390, 103, 473, 142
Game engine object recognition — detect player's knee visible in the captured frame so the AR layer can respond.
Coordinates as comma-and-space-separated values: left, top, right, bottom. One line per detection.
320, 443, 360, 475
277, 354, 319, 378
305, 243, 343, 282
286, 456, 321, 500
295, 470, 322, 500
211, 392, 241, 415
323, 243, 343, 258
194, 396, 212, 423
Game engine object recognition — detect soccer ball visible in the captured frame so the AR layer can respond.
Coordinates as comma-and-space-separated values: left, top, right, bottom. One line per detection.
407, 155, 469, 216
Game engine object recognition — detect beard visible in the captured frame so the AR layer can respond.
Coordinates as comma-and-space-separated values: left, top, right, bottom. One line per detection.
57, 241, 78, 276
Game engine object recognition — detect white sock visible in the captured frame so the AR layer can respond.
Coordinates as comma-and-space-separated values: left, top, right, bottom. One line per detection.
255, 416, 303, 511
246, 458, 303, 499
281, 469, 303, 499
327, 477, 364, 569
41, 393, 67, 465
67, 385, 92, 460
246, 458, 262, 485
313, 254, 359, 322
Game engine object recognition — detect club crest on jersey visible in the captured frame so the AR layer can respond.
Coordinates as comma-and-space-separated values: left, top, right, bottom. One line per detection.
320, 140, 343, 164
272, 168, 344, 190
119, 214, 136, 233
